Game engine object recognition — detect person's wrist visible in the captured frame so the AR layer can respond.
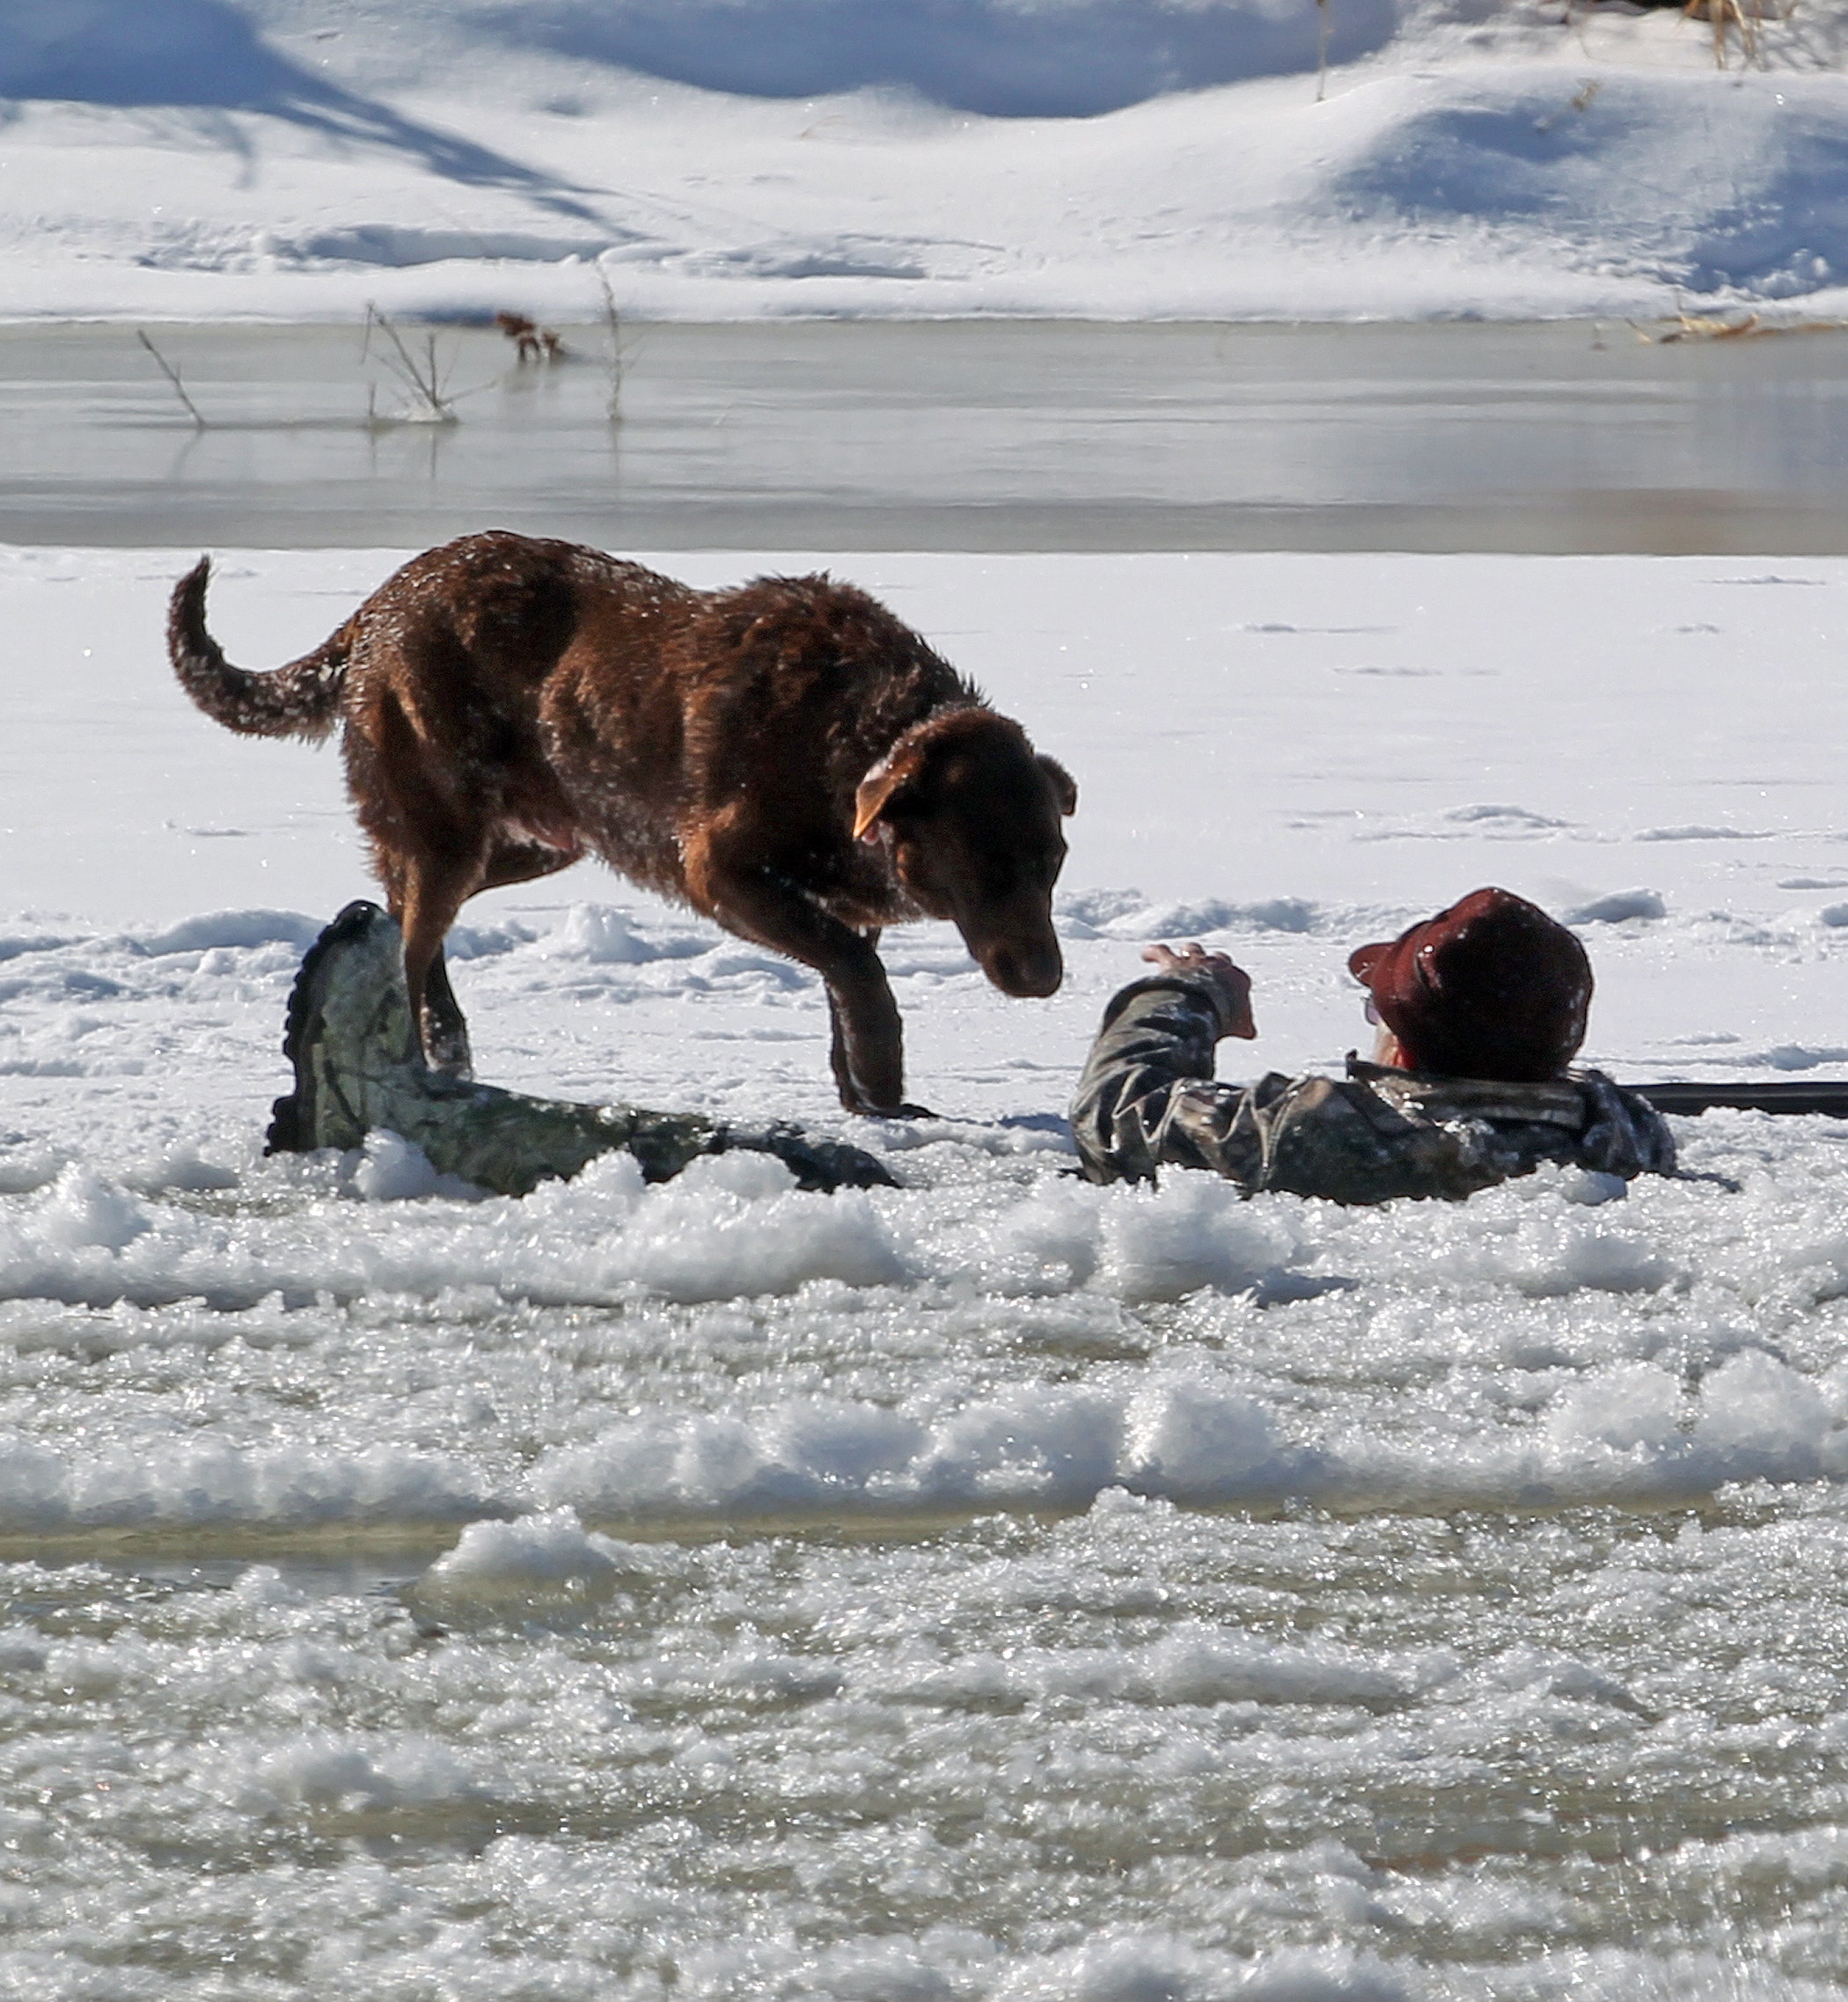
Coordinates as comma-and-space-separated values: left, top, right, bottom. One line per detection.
1174, 968, 1239, 1039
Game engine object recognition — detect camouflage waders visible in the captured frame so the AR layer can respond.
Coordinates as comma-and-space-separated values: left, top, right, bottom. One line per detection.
267, 904, 896, 1197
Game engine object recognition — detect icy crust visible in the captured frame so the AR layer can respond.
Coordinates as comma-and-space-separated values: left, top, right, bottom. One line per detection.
8, 1113, 1848, 1536
9, 862, 1848, 1541
8, 1495, 1848, 1997
11, 855, 1848, 1532
18, 563, 1848, 1991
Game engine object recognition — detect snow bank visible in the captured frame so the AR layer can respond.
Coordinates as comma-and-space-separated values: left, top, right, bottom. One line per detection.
530, 1332, 1848, 1525
0, 1428, 496, 1536
4, 0, 1848, 318
531, 1368, 1294, 1518
510, 0, 1404, 114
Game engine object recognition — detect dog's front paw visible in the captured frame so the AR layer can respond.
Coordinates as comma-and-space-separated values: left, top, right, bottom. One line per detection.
840, 1091, 935, 1120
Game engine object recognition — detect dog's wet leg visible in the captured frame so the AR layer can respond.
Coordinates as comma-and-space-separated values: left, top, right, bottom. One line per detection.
827, 927, 880, 1107
400, 867, 479, 1079
691, 852, 920, 1114
420, 949, 473, 1078
822, 928, 929, 1116
827, 964, 928, 1116
407, 839, 581, 1075
827, 994, 854, 1107
823, 980, 931, 1117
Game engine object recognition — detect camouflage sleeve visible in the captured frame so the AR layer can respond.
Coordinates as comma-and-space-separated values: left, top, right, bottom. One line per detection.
1068, 976, 1272, 1187
1574, 1072, 1678, 1180
1067, 982, 1684, 1202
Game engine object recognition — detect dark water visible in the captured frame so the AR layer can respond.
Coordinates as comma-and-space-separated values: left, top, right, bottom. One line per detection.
7, 317, 1848, 551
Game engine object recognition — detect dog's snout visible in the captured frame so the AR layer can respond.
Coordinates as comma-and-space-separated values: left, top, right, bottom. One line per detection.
981, 938, 1064, 1000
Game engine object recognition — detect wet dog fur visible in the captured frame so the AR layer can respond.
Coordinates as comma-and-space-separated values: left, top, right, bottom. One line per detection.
168, 531, 1076, 1113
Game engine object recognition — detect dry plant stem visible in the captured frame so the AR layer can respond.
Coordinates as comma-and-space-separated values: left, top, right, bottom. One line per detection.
1683, 0, 1774, 67
598, 267, 625, 427
363, 304, 458, 424
1630, 310, 1848, 343
135, 329, 206, 430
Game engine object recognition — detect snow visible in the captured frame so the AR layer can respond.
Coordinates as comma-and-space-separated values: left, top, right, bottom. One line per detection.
11, 4, 1848, 1987
11, 543, 1848, 1072
27, 544, 1848, 1989
7, 0, 1848, 322
7, 546, 1848, 1554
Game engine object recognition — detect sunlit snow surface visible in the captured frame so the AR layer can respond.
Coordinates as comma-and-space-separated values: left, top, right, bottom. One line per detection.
6, 549, 1848, 1996
11, 0, 1848, 320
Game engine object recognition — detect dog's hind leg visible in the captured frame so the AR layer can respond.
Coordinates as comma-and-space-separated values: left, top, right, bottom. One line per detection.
412, 837, 583, 1076
419, 950, 471, 1077
477, 835, 583, 895
399, 861, 482, 1079
348, 690, 539, 1078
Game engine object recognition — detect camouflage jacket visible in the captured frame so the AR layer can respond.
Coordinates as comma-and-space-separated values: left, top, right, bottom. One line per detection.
1070, 975, 1676, 1205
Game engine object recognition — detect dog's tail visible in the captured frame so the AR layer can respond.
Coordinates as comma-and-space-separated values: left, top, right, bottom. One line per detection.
167, 555, 351, 741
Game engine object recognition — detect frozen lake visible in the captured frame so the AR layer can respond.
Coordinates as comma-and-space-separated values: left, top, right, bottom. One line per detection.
7, 537, 1848, 1995
11, 318, 1848, 552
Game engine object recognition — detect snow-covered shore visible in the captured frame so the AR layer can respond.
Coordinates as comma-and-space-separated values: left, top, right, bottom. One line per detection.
7, 0, 1848, 322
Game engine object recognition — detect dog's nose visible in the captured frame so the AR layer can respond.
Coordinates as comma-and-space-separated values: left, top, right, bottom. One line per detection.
984, 942, 1063, 999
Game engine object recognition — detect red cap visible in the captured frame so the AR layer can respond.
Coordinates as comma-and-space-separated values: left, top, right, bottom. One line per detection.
1347, 887, 1591, 1082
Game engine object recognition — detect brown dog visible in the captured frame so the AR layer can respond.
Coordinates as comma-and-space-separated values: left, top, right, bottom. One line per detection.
167, 532, 1076, 1114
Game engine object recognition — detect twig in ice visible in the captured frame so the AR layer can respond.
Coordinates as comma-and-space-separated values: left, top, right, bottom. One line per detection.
597, 265, 627, 429
362, 304, 459, 425
136, 329, 207, 430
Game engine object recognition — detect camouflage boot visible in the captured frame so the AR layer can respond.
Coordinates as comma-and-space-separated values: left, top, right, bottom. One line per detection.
267, 903, 895, 1197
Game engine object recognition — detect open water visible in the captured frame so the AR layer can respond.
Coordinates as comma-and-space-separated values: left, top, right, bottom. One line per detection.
10, 317, 1848, 552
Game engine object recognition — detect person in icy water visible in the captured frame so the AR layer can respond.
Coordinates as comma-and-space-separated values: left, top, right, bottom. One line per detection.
266, 903, 895, 1197
1070, 886, 1676, 1203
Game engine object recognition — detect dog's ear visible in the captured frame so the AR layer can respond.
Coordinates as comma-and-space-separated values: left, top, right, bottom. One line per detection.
1038, 754, 1077, 818
853, 744, 930, 844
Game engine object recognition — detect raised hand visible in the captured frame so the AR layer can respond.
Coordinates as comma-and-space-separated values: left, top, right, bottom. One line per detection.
1140, 942, 1257, 1040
